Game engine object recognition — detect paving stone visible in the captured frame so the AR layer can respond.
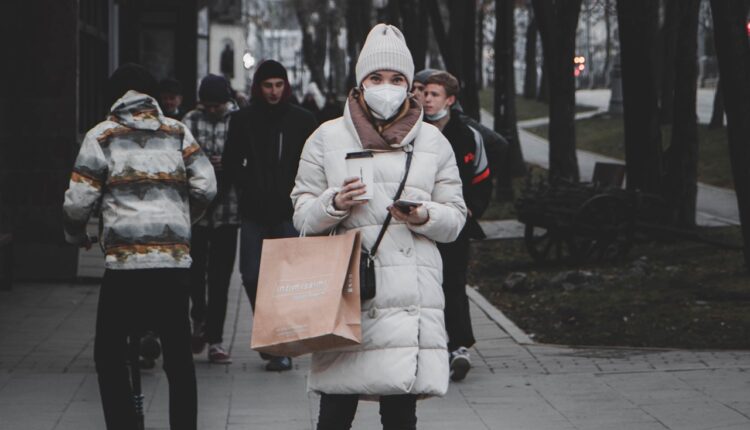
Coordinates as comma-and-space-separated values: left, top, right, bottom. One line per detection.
1, 277, 750, 430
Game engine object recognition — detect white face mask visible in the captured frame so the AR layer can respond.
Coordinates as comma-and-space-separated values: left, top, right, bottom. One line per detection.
362, 83, 408, 120
425, 107, 449, 122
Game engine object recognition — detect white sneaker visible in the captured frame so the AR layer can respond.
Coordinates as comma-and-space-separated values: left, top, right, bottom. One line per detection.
208, 344, 232, 364
450, 347, 471, 382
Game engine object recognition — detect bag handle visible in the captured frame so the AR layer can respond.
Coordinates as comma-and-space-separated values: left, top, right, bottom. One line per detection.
369, 149, 413, 258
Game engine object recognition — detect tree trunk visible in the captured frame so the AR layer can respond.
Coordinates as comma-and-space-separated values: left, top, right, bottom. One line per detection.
603, 0, 612, 87
345, 0, 372, 89
427, 0, 454, 73
386, 0, 401, 26
399, 0, 427, 71
478, 2, 485, 90
664, 0, 701, 227
523, 15, 538, 99
658, 0, 680, 124
537, 56, 549, 102
461, 0, 480, 119
494, 0, 526, 181
616, 0, 664, 194
710, 0, 750, 269
709, 80, 725, 129
448, 0, 467, 82
532, 0, 582, 183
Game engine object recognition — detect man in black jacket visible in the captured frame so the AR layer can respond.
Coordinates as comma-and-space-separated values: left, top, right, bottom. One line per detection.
423, 71, 493, 382
223, 60, 318, 371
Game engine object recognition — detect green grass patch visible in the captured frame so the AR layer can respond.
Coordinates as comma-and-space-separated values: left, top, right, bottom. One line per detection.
526, 114, 734, 189
468, 226, 749, 349
479, 88, 597, 121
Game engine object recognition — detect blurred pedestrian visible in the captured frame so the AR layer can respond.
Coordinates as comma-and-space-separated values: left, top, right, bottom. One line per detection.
158, 77, 184, 120
291, 24, 467, 430
411, 68, 438, 106
63, 63, 216, 430
422, 71, 493, 382
316, 93, 344, 124
301, 91, 321, 116
223, 59, 318, 372
182, 74, 240, 364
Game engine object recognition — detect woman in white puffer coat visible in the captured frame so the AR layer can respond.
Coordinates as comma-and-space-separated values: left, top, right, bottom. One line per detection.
291, 24, 467, 430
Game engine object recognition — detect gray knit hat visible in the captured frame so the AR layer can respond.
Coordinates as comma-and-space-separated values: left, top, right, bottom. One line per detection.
356, 24, 415, 87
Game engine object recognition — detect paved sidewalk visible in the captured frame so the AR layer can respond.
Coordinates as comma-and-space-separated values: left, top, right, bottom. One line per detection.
575, 89, 717, 125
2, 268, 750, 429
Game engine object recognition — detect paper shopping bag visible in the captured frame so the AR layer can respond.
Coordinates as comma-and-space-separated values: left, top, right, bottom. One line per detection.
250, 230, 362, 357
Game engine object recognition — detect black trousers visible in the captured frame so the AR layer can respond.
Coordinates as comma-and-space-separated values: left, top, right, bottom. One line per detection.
189, 224, 239, 344
95, 268, 196, 430
317, 393, 418, 430
437, 229, 476, 352
239, 219, 297, 311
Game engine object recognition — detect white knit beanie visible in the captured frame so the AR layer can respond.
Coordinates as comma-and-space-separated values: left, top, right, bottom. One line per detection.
355, 23, 415, 87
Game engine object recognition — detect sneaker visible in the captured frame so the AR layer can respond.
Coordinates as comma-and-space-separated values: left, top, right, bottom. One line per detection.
191, 321, 206, 354
265, 356, 292, 372
259, 352, 273, 361
449, 347, 471, 382
208, 344, 232, 364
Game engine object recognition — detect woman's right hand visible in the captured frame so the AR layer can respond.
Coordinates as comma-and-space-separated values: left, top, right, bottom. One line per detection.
333, 177, 368, 210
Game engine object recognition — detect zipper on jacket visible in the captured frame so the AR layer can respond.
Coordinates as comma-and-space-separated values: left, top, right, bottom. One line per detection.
278, 132, 284, 161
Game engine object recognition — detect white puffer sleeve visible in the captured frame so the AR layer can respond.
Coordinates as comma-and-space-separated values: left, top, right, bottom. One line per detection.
291, 127, 350, 235
407, 134, 467, 243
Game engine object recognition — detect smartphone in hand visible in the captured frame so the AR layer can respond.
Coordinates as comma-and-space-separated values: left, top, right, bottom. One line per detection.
393, 199, 422, 214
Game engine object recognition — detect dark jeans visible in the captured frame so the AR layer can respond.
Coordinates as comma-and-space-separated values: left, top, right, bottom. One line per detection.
189, 224, 239, 344
317, 393, 418, 430
239, 219, 297, 310
437, 229, 476, 352
95, 268, 196, 430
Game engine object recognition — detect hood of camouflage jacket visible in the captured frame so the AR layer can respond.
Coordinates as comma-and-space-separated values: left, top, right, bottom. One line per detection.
108, 90, 166, 131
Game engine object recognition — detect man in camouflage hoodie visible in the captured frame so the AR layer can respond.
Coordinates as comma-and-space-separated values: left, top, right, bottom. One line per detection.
62, 63, 216, 430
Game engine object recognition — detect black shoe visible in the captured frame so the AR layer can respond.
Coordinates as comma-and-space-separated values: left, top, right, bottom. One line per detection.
259, 352, 273, 361
265, 356, 292, 371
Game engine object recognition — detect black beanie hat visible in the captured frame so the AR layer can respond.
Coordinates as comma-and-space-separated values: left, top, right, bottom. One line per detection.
198, 74, 232, 103
107, 63, 158, 105
250, 60, 292, 102
253, 60, 288, 83
159, 77, 183, 95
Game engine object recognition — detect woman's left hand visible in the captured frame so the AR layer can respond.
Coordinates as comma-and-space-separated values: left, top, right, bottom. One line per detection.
388, 204, 429, 225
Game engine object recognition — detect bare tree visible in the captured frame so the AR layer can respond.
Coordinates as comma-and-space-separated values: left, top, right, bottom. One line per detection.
663, 0, 701, 227
658, 0, 680, 125
532, 0, 583, 183
345, 0, 373, 89
616, 0, 664, 194
710, 0, 750, 268
426, 0, 480, 119
494, 0, 527, 197
709, 80, 725, 128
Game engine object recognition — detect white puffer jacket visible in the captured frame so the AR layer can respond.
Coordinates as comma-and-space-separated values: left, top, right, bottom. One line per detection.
291, 101, 467, 397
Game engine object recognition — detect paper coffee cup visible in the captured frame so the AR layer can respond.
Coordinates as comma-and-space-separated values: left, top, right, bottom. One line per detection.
345, 151, 374, 201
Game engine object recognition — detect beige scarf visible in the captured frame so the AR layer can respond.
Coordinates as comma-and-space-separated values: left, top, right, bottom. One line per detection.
347, 88, 422, 151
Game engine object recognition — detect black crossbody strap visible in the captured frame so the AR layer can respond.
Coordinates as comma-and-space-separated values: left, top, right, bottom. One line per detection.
369, 150, 413, 257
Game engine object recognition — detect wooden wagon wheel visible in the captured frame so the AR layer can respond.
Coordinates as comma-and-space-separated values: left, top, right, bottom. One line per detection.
572, 193, 635, 262
524, 223, 578, 263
